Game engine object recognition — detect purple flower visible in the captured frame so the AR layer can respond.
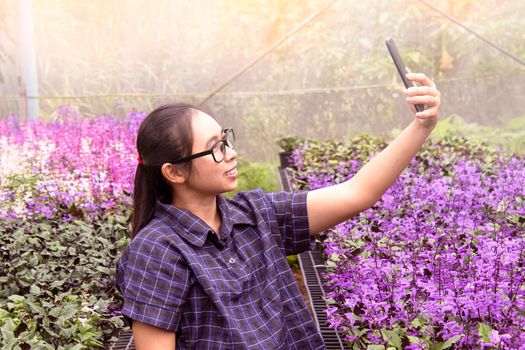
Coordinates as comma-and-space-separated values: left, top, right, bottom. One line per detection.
291, 137, 525, 347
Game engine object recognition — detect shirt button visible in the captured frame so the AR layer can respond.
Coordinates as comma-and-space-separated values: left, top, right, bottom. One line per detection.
228, 257, 236, 264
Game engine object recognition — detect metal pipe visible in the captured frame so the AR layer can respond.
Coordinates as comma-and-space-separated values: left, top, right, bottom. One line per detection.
16, 0, 39, 120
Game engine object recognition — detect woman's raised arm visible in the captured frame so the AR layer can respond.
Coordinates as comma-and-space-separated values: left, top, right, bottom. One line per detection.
307, 73, 441, 235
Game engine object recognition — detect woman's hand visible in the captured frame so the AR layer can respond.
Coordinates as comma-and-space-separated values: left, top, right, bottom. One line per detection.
405, 73, 441, 130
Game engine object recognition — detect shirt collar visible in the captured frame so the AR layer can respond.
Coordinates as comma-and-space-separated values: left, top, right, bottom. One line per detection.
153, 194, 256, 247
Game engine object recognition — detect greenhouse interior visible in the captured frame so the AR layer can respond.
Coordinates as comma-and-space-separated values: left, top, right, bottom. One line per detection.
0, 0, 524, 349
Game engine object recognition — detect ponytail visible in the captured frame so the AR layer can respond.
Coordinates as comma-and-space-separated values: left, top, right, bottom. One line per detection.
130, 103, 198, 239
131, 164, 155, 238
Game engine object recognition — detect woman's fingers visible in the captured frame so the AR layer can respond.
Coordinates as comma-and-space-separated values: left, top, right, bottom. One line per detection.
406, 94, 439, 107
403, 72, 441, 113
401, 72, 441, 128
415, 106, 439, 119
405, 86, 439, 97
405, 72, 435, 87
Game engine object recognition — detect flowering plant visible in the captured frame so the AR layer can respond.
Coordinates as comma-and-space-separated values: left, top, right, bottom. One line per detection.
291, 135, 525, 349
0, 107, 140, 347
0, 106, 144, 221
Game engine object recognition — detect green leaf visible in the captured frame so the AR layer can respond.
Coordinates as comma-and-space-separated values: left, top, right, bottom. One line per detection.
323, 297, 336, 305
330, 253, 340, 262
69, 344, 87, 350
96, 266, 113, 275
407, 335, 422, 344
49, 279, 66, 289
1, 317, 17, 332
367, 345, 385, 350
61, 303, 79, 320
49, 307, 62, 318
30, 284, 41, 295
25, 298, 45, 315
80, 330, 103, 343
381, 328, 402, 349
433, 342, 445, 350
478, 322, 493, 343
2, 338, 17, 350
7, 295, 25, 303
41, 322, 61, 338
411, 316, 425, 328
62, 324, 79, 338
442, 334, 464, 349
115, 215, 128, 224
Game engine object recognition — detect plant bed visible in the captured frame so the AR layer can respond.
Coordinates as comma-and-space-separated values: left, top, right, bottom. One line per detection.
0, 211, 130, 349
2, 111, 523, 349
0, 111, 140, 348
286, 134, 525, 349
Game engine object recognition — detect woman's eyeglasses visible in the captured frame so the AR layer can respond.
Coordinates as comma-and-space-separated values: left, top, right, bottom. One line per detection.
171, 128, 235, 164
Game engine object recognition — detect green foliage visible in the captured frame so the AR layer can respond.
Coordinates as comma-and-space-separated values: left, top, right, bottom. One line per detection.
0, 207, 131, 348
346, 320, 464, 350
3, 1, 525, 163
288, 130, 522, 348
0, 154, 282, 347
226, 157, 280, 198
406, 114, 525, 155
478, 322, 494, 344
0, 294, 124, 349
286, 255, 299, 268
277, 135, 303, 152
287, 130, 510, 192
380, 328, 402, 349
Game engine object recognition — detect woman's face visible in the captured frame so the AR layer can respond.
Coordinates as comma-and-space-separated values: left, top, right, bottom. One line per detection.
185, 110, 238, 195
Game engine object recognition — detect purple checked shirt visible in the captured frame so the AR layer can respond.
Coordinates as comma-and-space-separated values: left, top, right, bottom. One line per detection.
115, 188, 326, 349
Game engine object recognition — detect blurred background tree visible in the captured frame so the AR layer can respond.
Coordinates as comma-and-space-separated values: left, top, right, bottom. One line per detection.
0, 0, 524, 161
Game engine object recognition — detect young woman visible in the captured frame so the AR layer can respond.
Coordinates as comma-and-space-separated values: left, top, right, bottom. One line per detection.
116, 72, 441, 349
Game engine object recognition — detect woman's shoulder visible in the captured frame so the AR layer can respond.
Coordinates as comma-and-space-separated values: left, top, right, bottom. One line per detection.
115, 218, 190, 296
118, 218, 187, 276
126, 217, 184, 256
133, 216, 171, 239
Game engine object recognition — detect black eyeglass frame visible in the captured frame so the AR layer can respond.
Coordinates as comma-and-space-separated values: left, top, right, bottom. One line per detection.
171, 128, 235, 164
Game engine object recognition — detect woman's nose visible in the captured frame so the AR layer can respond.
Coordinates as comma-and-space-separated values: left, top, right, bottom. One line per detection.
224, 145, 237, 161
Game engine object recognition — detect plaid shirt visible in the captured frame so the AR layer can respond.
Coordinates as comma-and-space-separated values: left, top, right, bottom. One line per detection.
115, 188, 325, 349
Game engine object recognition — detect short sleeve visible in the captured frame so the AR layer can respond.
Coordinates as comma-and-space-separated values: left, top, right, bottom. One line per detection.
263, 190, 316, 255
116, 231, 191, 332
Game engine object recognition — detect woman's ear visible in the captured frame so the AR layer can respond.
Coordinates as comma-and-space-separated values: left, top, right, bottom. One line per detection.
161, 163, 187, 185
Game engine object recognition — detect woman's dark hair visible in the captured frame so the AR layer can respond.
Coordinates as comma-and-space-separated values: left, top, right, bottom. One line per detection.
131, 102, 203, 238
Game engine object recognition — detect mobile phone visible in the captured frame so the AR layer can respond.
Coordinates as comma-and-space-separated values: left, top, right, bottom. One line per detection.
385, 37, 424, 113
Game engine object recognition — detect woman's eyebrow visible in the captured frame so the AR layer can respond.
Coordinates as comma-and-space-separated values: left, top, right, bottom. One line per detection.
205, 130, 223, 146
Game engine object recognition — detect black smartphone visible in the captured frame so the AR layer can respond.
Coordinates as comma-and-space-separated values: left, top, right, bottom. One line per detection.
385, 37, 424, 112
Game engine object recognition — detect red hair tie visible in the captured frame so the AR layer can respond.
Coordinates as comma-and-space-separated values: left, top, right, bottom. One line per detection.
137, 155, 144, 164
